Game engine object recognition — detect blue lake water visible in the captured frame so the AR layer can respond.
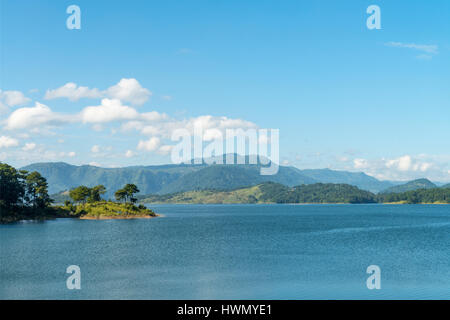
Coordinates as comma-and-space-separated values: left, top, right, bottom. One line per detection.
0, 204, 449, 299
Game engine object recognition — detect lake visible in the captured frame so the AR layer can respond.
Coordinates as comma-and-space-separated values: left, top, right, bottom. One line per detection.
0, 204, 449, 299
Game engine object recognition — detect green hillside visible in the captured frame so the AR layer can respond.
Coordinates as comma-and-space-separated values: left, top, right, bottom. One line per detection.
380, 178, 437, 194
159, 165, 316, 194
378, 188, 450, 204
141, 182, 377, 204
298, 168, 394, 193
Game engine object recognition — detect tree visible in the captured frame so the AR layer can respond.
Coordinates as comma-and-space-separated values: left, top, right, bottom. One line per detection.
69, 186, 91, 204
124, 184, 139, 203
0, 163, 24, 210
114, 189, 127, 203
115, 184, 140, 203
25, 171, 52, 208
88, 185, 106, 203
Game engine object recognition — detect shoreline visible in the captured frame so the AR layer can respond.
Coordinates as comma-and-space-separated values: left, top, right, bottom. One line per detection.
143, 202, 449, 205
79, 214, 159, 220
1, 214, 159, 224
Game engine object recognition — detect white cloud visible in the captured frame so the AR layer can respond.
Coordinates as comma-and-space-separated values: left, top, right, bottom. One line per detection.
91, 145, 100, 153
386, 155, 412, 172
68, 151, 76, 157
4, 102, 72, 130
137, 137, 160, 152
22, 143, 36, 151
44, 78, 151, 105
0, 90, 31, 114
385, 42, 438, 54
0, 90, 31, 107
125, 150, 135, 158
353, 158, 369, 169
122, 113, 257, 142
350, 154, 448, 181
105, 78, 151, 105
157, 145, 173, 155
81, 99, 139, 123
45, 83, 102, 101
0, 136, 19, 148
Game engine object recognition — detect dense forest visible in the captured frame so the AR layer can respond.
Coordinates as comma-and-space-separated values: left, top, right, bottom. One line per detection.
377, 187, 450, 204
258, 182, 377, 204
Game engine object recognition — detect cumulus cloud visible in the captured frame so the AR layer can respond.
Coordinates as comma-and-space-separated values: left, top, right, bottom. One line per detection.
0, 90, 31, 107
45, 83, 102, 101
44, 78, 151, 105
386, 155, 432, 172
3, 79, 261, 164
125, 150, 135, 158
349, 154, 448, 181
22, 142, 36, 151
0, 90, 31, 114
105, 78, 151, 105
137, 137, 160, 152
353, 158, 370, 169
81, 99, 139, 123
157, 145, 174, 155
91, 145, 100, 153
4, 102, 72, 130
0, 136, 19, 148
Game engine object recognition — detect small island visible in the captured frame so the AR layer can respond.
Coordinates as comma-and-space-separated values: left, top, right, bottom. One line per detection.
0, 163, 157, 224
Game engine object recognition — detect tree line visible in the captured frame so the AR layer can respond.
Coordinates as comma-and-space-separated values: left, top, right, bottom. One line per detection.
68, 183, 140, 204
377, 187, 450, 204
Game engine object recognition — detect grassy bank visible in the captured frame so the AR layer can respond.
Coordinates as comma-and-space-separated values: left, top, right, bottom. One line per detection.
62, 201, 157, 219
0, 201, 157, 223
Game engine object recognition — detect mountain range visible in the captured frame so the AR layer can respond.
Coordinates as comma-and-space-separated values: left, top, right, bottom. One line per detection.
20, 158, 446, 197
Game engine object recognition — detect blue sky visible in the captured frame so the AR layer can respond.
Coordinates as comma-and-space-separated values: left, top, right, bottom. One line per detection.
1, 0, 449, 182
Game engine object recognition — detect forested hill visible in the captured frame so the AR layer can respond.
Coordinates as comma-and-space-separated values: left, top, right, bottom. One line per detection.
140, 182, 378, 204
378, 187, 450, 204
23, 161, 397, 196
380, 178, 437, 194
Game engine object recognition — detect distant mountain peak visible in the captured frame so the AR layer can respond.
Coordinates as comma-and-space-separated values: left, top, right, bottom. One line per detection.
380, 178, 437, 194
